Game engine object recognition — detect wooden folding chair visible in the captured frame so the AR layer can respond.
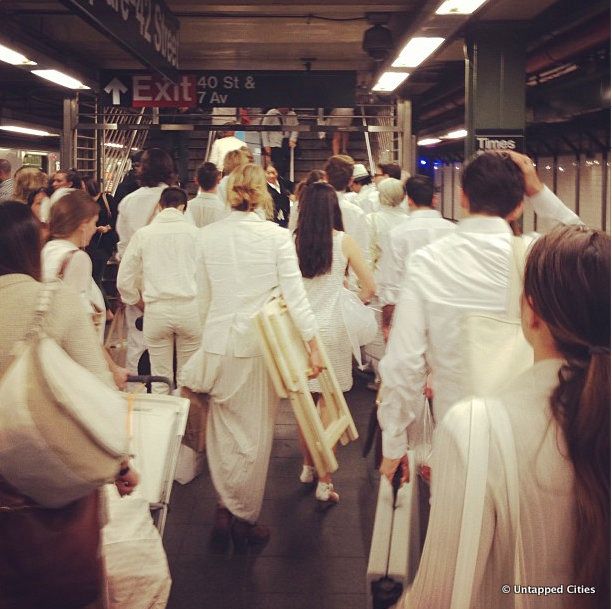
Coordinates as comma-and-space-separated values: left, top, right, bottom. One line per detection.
255, 295, 358, 477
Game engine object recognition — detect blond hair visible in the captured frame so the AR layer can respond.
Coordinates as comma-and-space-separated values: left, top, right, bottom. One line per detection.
378, 178, 405, 207
222, 148, 250, 175
12, 167, 47, 204
227, 164, 273, 218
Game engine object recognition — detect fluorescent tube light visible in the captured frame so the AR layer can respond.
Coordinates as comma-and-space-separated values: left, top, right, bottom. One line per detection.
31, 69, 90, 90
104, 142, 124, 149
0, 126, 57, 137
0, 43, 36, 65
392, 37, 445, 68
442, 129, 468, 139
436, 0, 489, 15
372, 72, 410, 92
418, 138, 442, 146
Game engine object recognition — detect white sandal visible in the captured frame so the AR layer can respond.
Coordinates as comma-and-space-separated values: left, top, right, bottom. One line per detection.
299, 465, 316, 484
315, 481, 340, 503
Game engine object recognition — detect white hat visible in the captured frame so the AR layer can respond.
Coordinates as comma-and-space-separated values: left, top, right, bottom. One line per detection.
353, 163, 370, 180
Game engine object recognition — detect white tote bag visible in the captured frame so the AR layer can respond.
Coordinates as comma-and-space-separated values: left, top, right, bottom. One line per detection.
340, 287, 378, 367
462, 237, 534, 396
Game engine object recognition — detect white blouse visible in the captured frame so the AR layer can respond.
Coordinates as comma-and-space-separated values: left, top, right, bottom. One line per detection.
402, 359, 576, 609
195, 211, 317, 357
42, 239, 106, 343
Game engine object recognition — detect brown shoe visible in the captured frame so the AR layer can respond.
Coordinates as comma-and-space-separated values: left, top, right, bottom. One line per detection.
231, 519, 270, 551
209, 506, 232, 551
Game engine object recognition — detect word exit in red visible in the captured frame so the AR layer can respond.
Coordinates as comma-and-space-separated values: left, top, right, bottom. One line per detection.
132, 74, 197, 108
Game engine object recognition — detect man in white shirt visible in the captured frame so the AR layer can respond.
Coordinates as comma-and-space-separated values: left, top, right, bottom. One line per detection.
261, 108, 298, 180
208, 125, 247, 172
350, 163, 380, 214
116, 147, 174, 374
378, 151, 582, 481
324, 154, 371, 268
117, 187, 201, 393
186, 162, 228, 228
378, 175, 456, 338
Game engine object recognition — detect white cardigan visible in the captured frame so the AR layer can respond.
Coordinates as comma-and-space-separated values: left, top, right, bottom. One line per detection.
402, 359, 576, 609
196, 210, 317, 357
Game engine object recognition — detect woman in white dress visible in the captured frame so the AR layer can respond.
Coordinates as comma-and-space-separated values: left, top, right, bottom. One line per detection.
294, 181, 376, 502
180, 164, 323, 549
399, 225, 609, 609
42, 190, 127, 389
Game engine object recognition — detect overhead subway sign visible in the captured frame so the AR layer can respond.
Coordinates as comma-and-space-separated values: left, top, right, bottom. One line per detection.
59, 0, 179, 80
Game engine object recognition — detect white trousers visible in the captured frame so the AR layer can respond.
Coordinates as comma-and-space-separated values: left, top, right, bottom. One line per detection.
143, 299, 202, 393
125, 304, 146, 375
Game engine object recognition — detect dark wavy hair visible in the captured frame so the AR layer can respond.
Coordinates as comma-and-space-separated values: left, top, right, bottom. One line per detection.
524, 224, 610, 607
139, 148, 175, 187
0, 202, 42, 280
295, 182, 343, 279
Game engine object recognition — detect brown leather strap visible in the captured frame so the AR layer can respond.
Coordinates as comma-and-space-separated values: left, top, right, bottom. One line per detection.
56, 249, 79, 280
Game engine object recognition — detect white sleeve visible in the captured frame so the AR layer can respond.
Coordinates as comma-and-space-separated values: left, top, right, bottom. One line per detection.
378, 258, 429, 458
276, 232, 317, 341
208, 140, 220, 169
116, 233, 143, 306
366, 214, 378, 271
529, 185, 582, 226
377, 230, 403, 306
62, 250, 94, 312
195, 234, 211, 325
116, 200, 130, 259
400, 404, 495, 608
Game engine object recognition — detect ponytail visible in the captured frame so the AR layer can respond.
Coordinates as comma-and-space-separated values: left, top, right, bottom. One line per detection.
524, 226, 610, 608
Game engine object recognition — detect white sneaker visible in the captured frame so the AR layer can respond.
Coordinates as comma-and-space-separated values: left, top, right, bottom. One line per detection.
315, 481, 339, 503
299, 465, 315, 484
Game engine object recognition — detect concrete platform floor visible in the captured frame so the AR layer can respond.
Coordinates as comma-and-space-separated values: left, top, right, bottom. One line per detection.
164, 376, 380, 609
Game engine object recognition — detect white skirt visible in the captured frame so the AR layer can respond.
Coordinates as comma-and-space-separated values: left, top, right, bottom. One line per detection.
180, 345, 278, 523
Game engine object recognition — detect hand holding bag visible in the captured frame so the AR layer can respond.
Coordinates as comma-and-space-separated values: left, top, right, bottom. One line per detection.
0, 281, 129, 508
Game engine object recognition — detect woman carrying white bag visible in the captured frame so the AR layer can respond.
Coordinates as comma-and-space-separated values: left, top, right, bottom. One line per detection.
294, 181, 376, 503
0, 202, 137, 609
396, 225, 609, 609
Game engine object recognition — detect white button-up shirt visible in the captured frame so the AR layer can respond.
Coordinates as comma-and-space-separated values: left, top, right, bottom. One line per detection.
366, 205, 409, 277
377, 209, 456, 306
355, 183, 380, 214
117, 207, 200, 305
196, 211, 317, 357
336, 190, 371, 267
378, 187, 581, 458
185, 191, 228, 228
208, 135, 247, 171
116, 184, 168, 258
261, 109, 299, 149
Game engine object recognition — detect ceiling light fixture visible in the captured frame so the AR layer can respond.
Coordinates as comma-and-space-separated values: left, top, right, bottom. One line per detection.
372, 71, 409, 92
436, 0, 489, 15
0, 125, 57, 137
31, 69, 90, 90
392, 37, 445, 68
442, 129, 468, 139
418, 137, 442, 146
104, 142, 124, 149
0, 43, 36, 65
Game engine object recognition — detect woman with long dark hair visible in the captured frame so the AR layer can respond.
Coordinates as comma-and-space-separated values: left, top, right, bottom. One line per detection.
295, 181, 375, 502
400, 224, 610, 609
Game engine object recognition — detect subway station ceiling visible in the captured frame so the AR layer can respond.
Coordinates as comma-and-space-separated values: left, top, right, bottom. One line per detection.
0, 0, 609, 144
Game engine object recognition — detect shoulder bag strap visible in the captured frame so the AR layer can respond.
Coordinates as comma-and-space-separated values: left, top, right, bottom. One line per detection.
507, 237, 527, 319
57, 249, 79, 280
145, 202, 159, 226
450, 398, 490, 609
100, 192, 112, 219
486, 399, 527, 609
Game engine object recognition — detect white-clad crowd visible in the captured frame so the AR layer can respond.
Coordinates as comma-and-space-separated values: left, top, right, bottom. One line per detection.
1, 139, 607, 609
